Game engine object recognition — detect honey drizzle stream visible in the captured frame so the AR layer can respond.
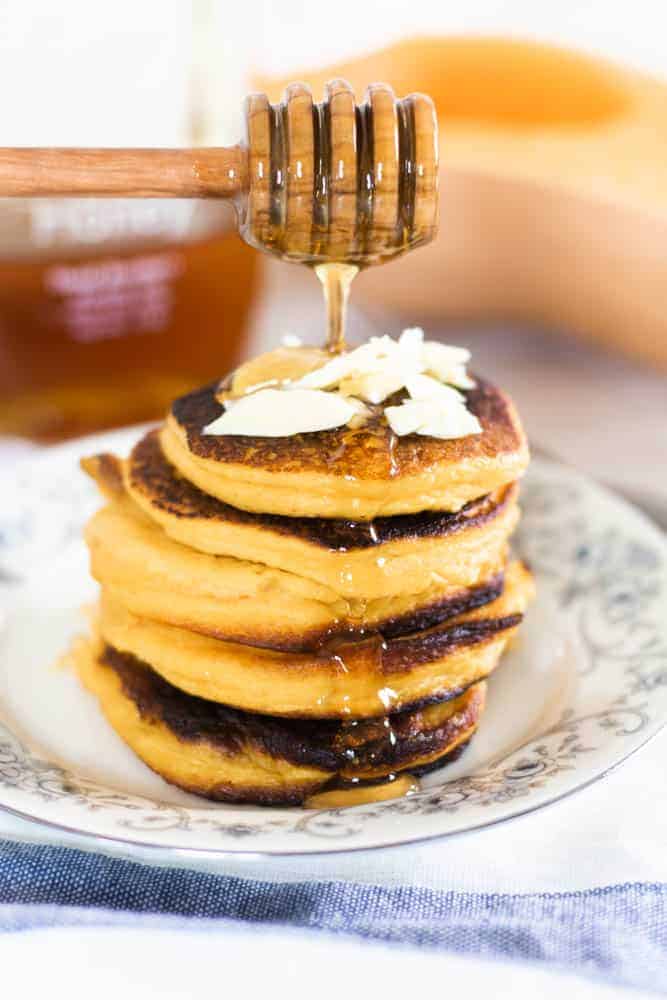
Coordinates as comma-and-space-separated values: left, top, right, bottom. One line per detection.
232, 89, 439, 807
237, 87, 437, 357
305, 773, 420, 810
314, 262, 358, 353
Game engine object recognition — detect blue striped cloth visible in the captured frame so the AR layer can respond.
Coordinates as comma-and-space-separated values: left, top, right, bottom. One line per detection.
1, 840, 665, 994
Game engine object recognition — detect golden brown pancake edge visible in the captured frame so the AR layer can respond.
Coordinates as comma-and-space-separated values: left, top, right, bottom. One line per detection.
161, 377, 529, 518
86, 495, 512, 652
97, 560, 534, 719
84, 437, 521, 603
76, 636, 486, 806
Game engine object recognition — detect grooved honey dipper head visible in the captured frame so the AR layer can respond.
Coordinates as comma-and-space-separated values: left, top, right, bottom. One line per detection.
238, 80, 439, 265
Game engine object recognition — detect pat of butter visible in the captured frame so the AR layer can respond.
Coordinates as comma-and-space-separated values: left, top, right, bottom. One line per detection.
204, 329, 482, 440
405, 372, 465, 404
203, 388, 359, 437
386, 398, 482, 439
422, 342, 474, 389
386, 371, 482, 439
293, 328, 476, 402
338, 371, 405, 404
384, 399, 434, 436
293, 332, 421, 395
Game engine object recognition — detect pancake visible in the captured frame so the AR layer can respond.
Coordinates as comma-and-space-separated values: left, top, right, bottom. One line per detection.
75, 637, 486, 805
98, 559, 533, 718
107, 430, 520, 601
86, 493, 509, 652
161, 368, 529, 519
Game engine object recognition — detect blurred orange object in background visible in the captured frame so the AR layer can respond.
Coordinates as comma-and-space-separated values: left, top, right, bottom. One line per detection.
261, 36, 667, 369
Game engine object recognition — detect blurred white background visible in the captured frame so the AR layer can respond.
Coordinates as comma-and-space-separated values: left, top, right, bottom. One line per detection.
246, 0, 667, 76
3, 0, 667, 145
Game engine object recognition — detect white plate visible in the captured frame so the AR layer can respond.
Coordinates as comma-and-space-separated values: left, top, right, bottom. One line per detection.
0, 428, 665, 856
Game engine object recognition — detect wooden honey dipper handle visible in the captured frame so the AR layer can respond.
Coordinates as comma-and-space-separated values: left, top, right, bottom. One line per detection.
0, 146, 247, 198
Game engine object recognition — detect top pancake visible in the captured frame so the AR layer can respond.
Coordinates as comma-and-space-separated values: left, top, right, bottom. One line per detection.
162, 373, 528, 519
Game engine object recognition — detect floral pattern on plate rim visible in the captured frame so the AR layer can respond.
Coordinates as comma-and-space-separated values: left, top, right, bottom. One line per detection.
0, 428, 664, 852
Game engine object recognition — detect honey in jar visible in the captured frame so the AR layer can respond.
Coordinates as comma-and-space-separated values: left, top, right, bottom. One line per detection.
0, 198, 257, 441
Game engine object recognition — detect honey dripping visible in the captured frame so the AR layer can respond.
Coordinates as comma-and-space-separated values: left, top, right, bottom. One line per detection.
229, 81, 439, 480
234, 82, 437, 810
304, 773, 420, 810
313, 630, 391, 713
236, 80, 439, 354
314, 262, 357, 354
302, 629, 422, 809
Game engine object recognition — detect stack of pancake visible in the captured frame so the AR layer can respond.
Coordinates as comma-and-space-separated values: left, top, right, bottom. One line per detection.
77, 348, 533, 807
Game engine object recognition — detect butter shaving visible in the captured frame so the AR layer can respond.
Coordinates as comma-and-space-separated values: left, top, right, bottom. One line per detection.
204, 328, 483, 440
203, 388, 359, 437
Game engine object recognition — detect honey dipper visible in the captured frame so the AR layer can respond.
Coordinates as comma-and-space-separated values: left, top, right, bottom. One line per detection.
0, 80, 439, 266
